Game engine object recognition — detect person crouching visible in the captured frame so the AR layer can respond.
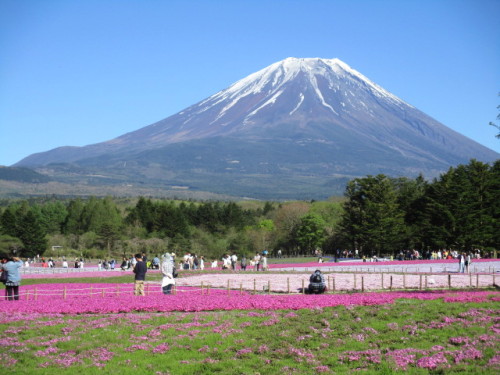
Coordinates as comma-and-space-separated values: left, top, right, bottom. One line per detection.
308, 269, 326, 294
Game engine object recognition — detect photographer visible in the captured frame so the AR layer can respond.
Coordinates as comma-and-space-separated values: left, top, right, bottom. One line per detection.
1, 255, 23, 301
308, 269, 326, 294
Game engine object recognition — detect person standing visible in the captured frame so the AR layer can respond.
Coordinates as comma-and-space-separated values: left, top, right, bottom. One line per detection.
261, 254, 268, 271
160, 253, 176, 294
231, 253, 238, 270
253, 252, 261, 271
1, 256, 23, 301
458, 253, 466, 273
465, 252, 472, 273
133, 253, 147, 296
240, 256, 247, 271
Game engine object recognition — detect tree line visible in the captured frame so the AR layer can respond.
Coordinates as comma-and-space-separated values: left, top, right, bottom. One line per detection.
0, 160, 498, 260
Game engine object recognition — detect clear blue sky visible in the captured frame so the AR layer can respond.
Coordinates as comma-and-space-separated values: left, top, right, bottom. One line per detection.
1, 0, 499, 166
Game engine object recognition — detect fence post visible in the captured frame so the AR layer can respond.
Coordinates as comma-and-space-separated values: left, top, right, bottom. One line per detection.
201, 281, 204, 295
448, 274, 451, 289
240, 283, 243, 295
390, 276, 393, 291
403, 274, 406, 289
333, 277, 336, 292
425, 275, 428, 289
419, 275, 422, 290
354, 274, 357, 290
253, 279, 256, 294
470, 273, 472, 288
268, 280, 271, 294
302, 279, 305, 294
361, 276, 364, 292
227, 280, 230, 296
63, 287, 67, 300
287, 278, 290, 294
476, 274, 479, 288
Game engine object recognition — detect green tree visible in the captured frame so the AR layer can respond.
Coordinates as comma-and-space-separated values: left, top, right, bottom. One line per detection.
79, 197, 123, 252
63, 198, 85, 235
155, 201, 190, 239
339, 175, 405, 257
257, 219, 275, 250
17, 210, 48, 257
393, 175, 427, 249
98, 223, 120, 256
0, 234, 23, 256
0, 207, 19, 237
293, 213, 326, 254
40, 201, 68, 234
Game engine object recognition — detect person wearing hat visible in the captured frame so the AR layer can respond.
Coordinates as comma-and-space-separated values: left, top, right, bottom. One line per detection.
308, 269, 326, 294
160, 253, 176, 294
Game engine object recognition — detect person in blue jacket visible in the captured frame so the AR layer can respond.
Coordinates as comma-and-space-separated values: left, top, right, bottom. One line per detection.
1, 256, 23, 301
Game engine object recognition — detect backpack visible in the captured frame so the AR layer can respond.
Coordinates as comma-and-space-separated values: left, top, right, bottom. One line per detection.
313, 274, 322, 283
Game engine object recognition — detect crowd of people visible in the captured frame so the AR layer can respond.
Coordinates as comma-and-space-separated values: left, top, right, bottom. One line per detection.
335, 248, 485, 262
217, 251, 270, 271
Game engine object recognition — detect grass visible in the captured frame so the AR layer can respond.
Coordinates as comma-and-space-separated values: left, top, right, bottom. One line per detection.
267, 257, 319, 264
19, 275, 139, 285
1, 297, 499, 374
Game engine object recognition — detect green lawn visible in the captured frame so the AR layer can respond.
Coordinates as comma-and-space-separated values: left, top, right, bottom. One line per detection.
2, 298, 499, 374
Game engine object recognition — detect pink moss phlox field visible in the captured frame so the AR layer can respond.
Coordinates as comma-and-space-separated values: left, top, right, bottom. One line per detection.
22, 270, 159, 279
268, 258, 497, 269
0, 283, 498, 315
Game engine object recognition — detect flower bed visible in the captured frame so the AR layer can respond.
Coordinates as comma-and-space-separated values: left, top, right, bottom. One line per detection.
177, 271, 498, 292
0, 283, 498, 315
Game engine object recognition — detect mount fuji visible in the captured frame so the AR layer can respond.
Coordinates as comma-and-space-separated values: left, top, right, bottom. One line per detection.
15, 57, 499, 199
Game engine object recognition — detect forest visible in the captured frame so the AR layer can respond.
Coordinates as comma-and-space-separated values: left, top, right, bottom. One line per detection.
0, 160, 498, 261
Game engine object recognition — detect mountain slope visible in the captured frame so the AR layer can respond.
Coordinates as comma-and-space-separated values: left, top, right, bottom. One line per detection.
15, 57, 499, 199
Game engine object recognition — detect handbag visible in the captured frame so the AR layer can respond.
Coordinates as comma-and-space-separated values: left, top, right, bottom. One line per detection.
0, 271, 7, 283
172, 267, 178, 278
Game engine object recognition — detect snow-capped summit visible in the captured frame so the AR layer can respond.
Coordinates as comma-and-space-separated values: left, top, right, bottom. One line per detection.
15, 57, 499, 199
170, 57, 406, 137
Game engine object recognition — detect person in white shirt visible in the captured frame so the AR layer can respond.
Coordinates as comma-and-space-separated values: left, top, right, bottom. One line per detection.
231, 253, 238, 270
